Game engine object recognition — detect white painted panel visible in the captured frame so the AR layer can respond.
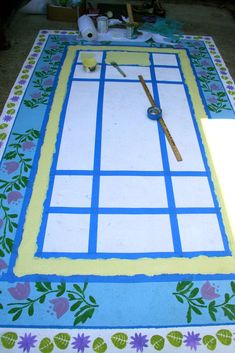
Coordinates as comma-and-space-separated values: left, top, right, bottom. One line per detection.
99, 176, 167, 208
157, 83, 205, 171
57, 81, 98, 170
152, 53, 178, 66
50, 175, 93, 208
172, 176, 215, 208
43, 214, 90, 253
101, 82, 163, 171
155, 67, 182, 81
97, 214, 173, 252
74, 64, 101, 79
105, 65, 151, 80
178, 214, 225, 252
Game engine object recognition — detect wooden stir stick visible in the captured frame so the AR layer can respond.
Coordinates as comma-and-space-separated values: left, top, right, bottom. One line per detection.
126, 2, 134, 24
138, 75, 183, 162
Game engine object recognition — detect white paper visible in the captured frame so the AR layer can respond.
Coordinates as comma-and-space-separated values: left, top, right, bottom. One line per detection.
77, 15, 97, 41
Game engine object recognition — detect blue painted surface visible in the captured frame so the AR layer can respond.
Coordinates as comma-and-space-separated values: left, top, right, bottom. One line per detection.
0, 34, 235, 330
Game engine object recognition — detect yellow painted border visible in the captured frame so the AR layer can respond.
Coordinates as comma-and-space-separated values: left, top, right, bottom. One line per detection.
14, 45, 235, 277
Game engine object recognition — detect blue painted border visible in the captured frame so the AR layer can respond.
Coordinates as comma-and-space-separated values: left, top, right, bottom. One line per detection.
7, 41, 70, 278
176, 53, 231, 255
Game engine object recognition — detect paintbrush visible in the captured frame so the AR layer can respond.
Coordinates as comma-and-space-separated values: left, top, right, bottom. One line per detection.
110, 61, 127, 77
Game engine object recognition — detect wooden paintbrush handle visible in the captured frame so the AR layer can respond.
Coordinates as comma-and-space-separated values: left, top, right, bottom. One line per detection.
126, 2, 134, 24
138, 75, 156, 107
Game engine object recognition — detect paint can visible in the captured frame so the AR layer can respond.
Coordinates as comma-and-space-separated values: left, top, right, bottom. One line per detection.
126, 23, 137, 39
97, 16, 108, 33
81, 55, 97, 72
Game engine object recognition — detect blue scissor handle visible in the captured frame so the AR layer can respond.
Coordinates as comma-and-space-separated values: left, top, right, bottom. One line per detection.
147, 106, 162, 121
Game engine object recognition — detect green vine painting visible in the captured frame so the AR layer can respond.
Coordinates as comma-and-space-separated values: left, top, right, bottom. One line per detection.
7, 281, 98, 326
173, 281, 235, 323
0, 129, 40, 259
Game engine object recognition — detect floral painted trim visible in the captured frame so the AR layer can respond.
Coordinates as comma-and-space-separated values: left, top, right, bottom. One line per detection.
173, 281, 235, 323
1, 279, 235, 328
0, 34, 45, 159
0, 326, 234, 352
0, 129, 40, 263
0, 30, 78, 160
204, 37, 235, 109
6, 281, 98, 326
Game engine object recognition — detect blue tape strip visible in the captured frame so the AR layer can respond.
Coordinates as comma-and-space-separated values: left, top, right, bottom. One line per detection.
37, 249, 228, 260
88, 51, 107, 253
3, 268, 235, 285
48, 206, 220, 215
72, 78, 183, 84
150, 53, 183, 256
36, 50, 80, 254
55, 169, 208, 176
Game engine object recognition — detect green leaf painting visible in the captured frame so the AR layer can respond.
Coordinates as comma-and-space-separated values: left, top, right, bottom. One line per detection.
202, 335, 217, 351
166, 331, 183, 347
54, 333, 71, 349
92, 337, 108, 353
150, 335, 165, 351
0, 328, 234, 352
39, 337, 54, 353
216, 329, 232, 345
111, 333, 128, 349
1, 332, 18, 349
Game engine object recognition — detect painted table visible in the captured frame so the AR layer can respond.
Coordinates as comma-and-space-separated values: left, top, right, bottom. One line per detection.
0, 30, 235, 353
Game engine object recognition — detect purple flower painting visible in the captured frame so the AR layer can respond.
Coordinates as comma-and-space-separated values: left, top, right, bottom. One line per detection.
72, 333, 91, 353
130, 333, 148, 352
7, 190, 23, 204
4, 161, 19, 174
30, 91, 42, 100
11, 96, 20, 102
201, 281, 220, 300
8, 282, 30, 300
50, 297, 69, 318
18, 333, 37, 353
0, 259, 7, 270
3, 115, 13, 122
184, 331, 201, 351
22, 141, 35, 151
208, 96, 217, 103
44, 78, 53, 87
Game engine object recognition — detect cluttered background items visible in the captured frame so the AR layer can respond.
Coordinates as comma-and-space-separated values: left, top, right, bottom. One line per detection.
46, 0, 166, 22
0, 0, 166, 50
76, 0, 182, 44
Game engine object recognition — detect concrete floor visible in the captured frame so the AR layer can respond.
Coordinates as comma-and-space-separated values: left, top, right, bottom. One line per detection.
0, 2, 234, 115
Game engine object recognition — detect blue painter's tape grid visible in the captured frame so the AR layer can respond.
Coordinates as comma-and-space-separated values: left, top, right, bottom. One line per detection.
30, 48, 231, 260
88, 52, 107, 253
150, 53, 182, 256
36, 49, 80, 255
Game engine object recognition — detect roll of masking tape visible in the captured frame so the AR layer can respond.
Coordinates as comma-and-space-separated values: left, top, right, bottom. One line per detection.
147, 106, 162, 121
